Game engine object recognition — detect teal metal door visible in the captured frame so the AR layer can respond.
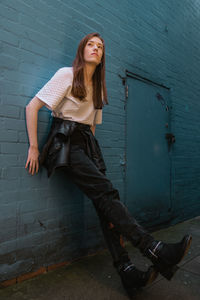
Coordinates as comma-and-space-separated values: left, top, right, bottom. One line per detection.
125, 74, 172, 227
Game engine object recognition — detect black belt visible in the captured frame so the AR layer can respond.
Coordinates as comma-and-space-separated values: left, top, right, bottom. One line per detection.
53, 117, 91, 131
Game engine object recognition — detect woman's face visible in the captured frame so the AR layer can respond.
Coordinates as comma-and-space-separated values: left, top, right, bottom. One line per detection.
83, 37, 103, 66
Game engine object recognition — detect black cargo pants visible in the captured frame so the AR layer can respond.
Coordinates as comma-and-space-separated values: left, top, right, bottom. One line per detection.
66, 130, 153, 265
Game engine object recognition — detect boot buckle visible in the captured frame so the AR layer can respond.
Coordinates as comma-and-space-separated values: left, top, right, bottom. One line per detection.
123, 263, 135, 272
148, 249, 158, 259
148, 241, 162, 259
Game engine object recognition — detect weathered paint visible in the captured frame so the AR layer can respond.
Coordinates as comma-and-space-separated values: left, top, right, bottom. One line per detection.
1, 0, 200, 280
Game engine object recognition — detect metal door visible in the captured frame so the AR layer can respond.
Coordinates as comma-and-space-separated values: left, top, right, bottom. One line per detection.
125, 73, 173, 227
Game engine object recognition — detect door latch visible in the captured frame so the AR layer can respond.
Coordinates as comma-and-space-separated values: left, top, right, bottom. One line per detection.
165, 133, 175, 146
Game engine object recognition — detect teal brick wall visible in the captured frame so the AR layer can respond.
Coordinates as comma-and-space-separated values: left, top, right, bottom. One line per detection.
1, 0, 200, 280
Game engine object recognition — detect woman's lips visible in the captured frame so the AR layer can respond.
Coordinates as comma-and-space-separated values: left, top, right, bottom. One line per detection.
91, 53, 98, 56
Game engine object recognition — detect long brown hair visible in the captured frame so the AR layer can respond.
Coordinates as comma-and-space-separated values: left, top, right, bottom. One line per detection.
71, 32, 108, 109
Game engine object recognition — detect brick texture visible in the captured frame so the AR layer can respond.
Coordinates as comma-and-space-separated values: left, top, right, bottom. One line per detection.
1, 0, 200, 281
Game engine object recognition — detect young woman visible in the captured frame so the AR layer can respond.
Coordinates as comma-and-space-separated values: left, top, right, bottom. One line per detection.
25, 32, 192, 298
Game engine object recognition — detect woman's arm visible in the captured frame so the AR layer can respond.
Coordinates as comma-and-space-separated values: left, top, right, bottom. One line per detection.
25, 96, 45, 175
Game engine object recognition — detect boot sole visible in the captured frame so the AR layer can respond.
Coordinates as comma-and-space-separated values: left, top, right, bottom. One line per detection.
159, 264, 179, 280
122, 267, 159, 298
158, 235, 192, 280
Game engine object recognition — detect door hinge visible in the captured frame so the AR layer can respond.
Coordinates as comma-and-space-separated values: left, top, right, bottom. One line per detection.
125, 85, 128, 99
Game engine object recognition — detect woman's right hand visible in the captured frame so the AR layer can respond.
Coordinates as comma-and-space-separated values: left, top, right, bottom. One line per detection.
25, 145, 40, 175
25, 96, 45, 175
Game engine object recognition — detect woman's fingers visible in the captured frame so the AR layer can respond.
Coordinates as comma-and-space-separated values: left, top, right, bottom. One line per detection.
30, 159, 38, 175
31, 160, 36, 175
30, 160, 34, 175
25, 157, 30, 169
25, 157, 39, 175
35, 160, 39, 173
25, 147, 40, 175
28, 159, 33, 174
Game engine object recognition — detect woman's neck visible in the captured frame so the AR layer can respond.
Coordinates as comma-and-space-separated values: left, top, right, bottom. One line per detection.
84, 64, 96, 86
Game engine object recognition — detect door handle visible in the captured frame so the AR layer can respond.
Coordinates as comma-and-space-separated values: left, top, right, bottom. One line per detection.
165, 133, 175, 146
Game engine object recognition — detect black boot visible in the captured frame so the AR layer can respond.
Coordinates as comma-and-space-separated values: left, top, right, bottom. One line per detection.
115, 261, 158, 298
143, 234, 192, 280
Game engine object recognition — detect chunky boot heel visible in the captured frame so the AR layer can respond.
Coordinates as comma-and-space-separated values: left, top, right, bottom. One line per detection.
180, 235, 192, 262
116, 262, 158, 299
157, 264, 179, 281
144, 234, 192, 281
145, 266, 160, 284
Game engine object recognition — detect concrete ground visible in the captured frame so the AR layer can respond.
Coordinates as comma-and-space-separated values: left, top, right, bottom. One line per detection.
0, 217, 200, 300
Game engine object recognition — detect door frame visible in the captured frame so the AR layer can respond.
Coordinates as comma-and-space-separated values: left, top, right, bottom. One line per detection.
121, 69, 174, 227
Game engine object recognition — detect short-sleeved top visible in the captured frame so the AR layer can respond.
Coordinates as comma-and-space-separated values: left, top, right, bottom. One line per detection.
36, 67, 102, 125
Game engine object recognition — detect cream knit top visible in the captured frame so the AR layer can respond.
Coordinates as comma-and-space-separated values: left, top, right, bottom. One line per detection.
36, 67, 102, 125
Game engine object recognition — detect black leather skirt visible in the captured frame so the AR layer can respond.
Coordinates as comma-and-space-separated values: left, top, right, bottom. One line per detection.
39, 117, 106, 177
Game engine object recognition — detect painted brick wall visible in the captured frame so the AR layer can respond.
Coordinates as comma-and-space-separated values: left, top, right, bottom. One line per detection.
1, 0, 200, 280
